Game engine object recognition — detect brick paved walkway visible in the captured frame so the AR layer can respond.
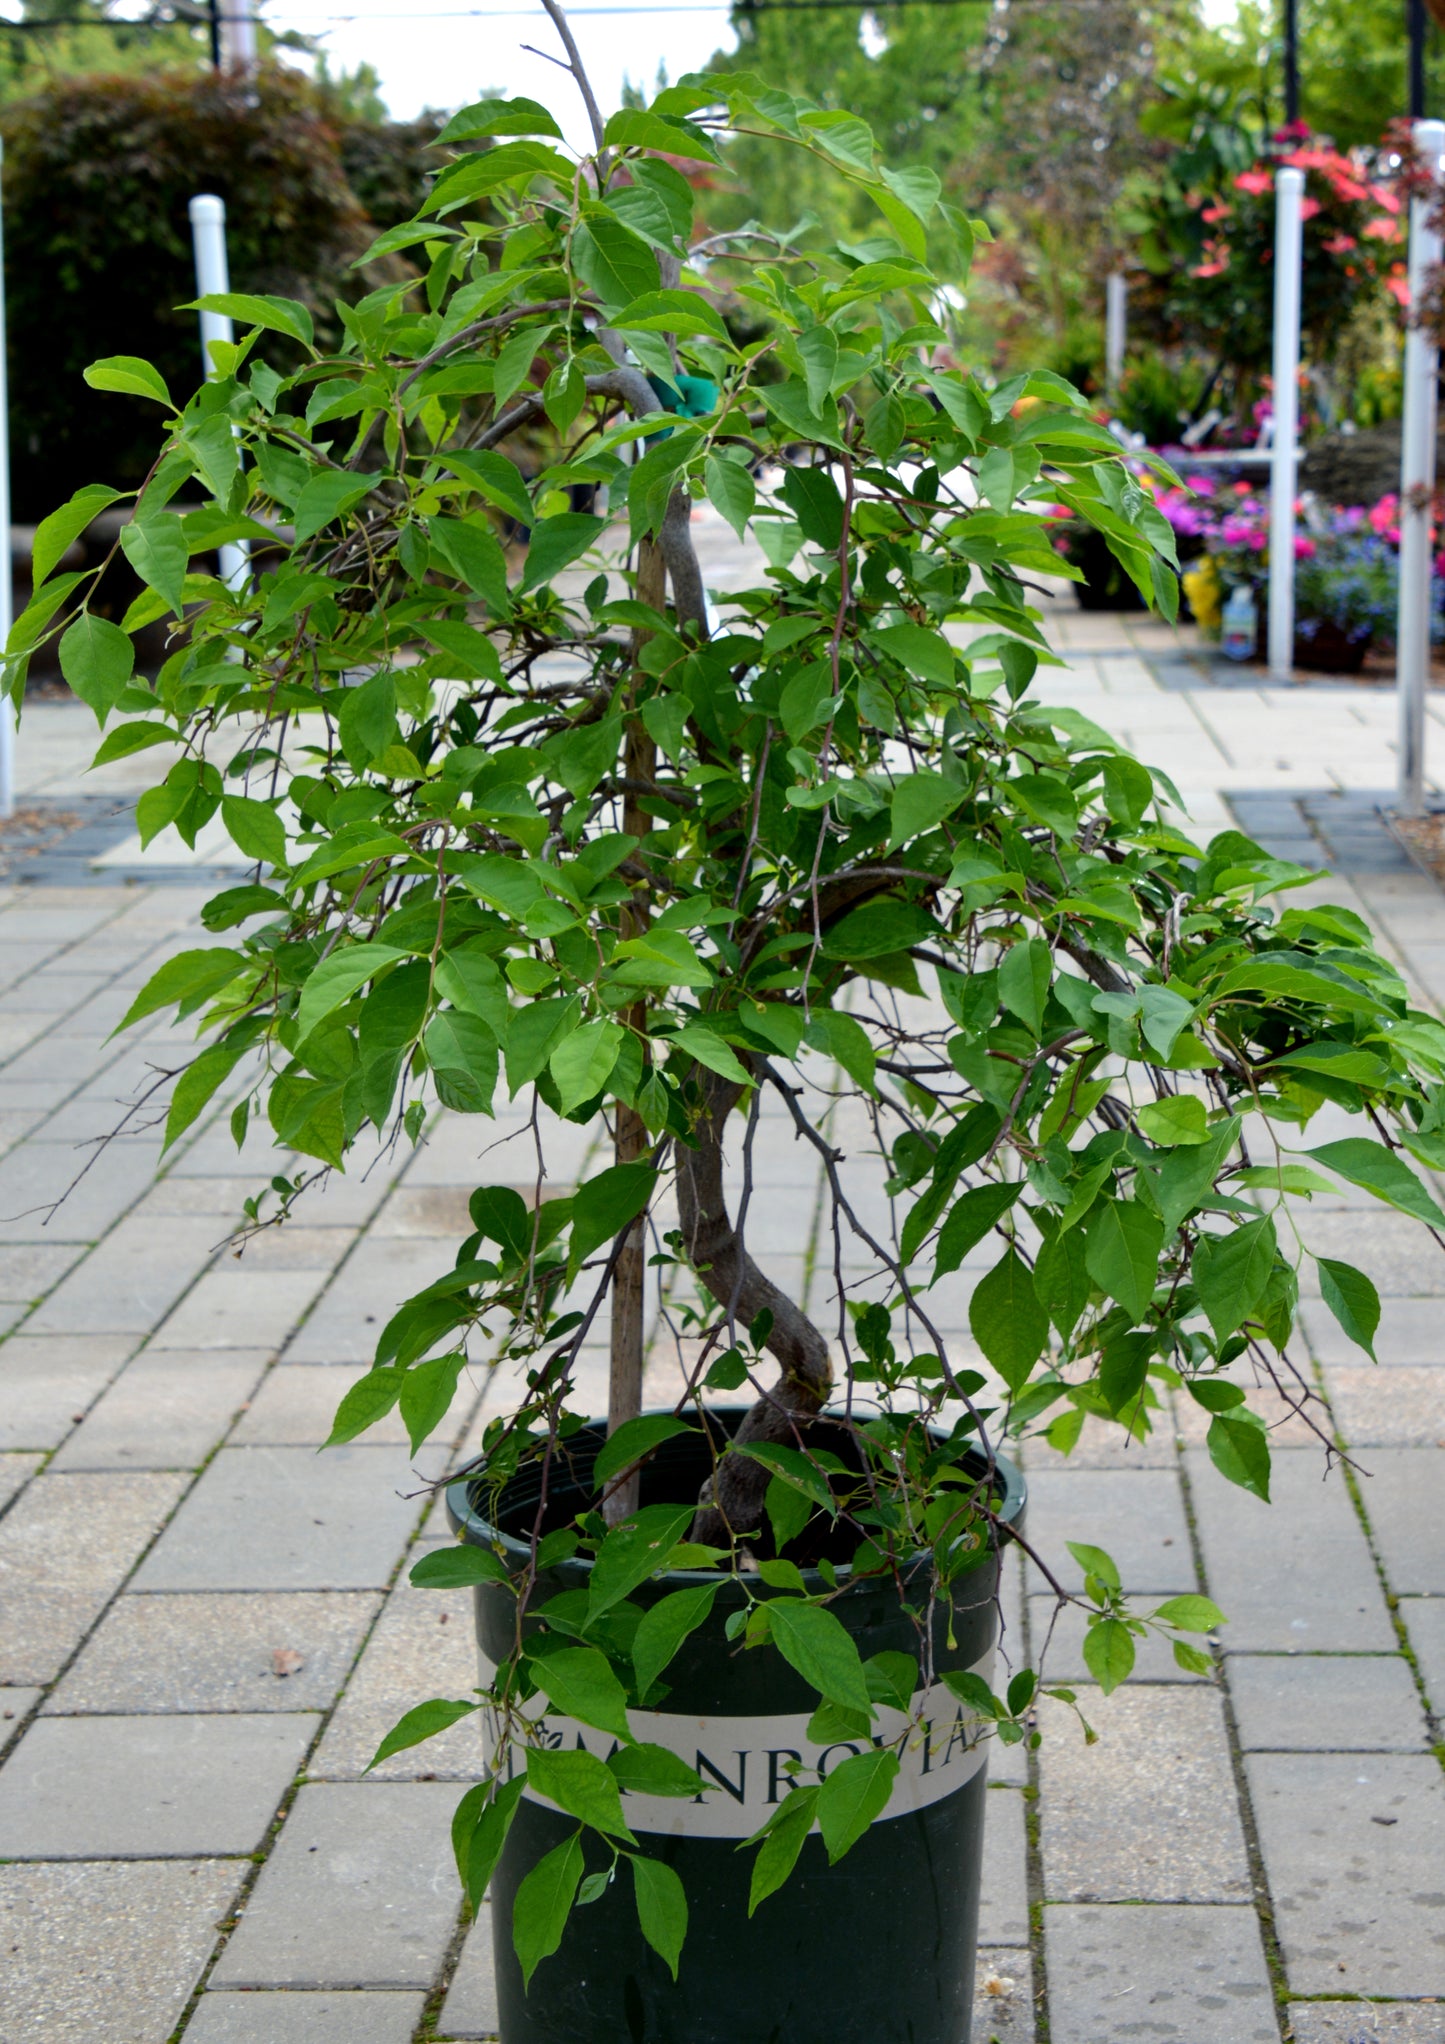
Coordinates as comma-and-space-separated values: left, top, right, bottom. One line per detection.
0, 537, 1441, 2041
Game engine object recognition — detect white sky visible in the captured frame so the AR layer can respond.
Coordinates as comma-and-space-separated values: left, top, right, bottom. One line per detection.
260, 0, 742, 148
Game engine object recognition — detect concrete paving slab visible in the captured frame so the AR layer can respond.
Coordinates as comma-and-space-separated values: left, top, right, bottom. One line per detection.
437, 1906, 499, 2038
309, 1573, 480, 1780
1185, 1449, 1395, 1652
0, 1448, 41, 1510
1397, 1596, 1445, 1713
1287, 2004, 1445, 2041
131, 1447, 422, 1592
1298, 1297, 1445, 1366
971, 1949, 1036, 2044
1354, 1449, 1445, 1593
1294, 1211, 1445, 1298
283, 1239, 479, 1363
24, 1214, 223, 1335
1043, 1902, 1278, 2044
1324, 1366, 1445, 1448
1225, 1654, 1428, 1752
1020, 1467, 1197, 1594
49, 1350, 268, 1471
0, 1332, 134, 1450
150, 1268, 335, 1352
0, 1469, 189, 1683
0, 1858, 243, 2044
1037, 1688, 1250, 1902
0, 1241, 85, 1298
208, 1781, 461, 1989
978, 1786, 1030, 1948
0, 1711, 317, 1857
231, 1364, 413, 1447
1245, 1752, 1445, 1996
47, 1589, 382, 1714
0, 1686, 39, 1756
1019, 1413, 1179, 1470
177, 1990, 429, 2043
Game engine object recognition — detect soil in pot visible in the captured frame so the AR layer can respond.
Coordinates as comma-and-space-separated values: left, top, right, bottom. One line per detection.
448, 1409, 1027, 2044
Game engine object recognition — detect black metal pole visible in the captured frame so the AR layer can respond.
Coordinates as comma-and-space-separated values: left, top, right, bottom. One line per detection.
1409, 0, 1427, 119
209, 0, 222, 69
1283, 0, 1300, 126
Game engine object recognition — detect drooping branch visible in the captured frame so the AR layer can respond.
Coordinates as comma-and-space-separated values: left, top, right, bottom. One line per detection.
677, 1068, 833, 1543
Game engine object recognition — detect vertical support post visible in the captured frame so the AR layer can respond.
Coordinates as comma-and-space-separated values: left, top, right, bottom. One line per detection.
1409, 0, 1428, 122
1282, 0, 1300, 126
208, 0, 222, 69
0, 138, 14, 822
1105, 271, 1127, 398
188, 194, 248, 595
1397, 118, 1445, 818
220, 0, 257, 69
1268, 166, 1305, 680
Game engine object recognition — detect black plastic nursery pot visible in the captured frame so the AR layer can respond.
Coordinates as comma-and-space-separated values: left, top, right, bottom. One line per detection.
446, 1408, 1027, 2044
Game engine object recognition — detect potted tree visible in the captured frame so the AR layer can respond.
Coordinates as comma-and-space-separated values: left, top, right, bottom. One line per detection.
13, 14, 1445, 2038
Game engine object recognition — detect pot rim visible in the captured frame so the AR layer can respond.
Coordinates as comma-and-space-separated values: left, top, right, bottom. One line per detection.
445, 1406, 1027, 1597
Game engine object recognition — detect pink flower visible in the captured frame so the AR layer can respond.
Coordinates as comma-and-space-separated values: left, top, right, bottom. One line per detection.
1294, 536, 1317, 559
1370, 494, 1400, 534
1191, 260, 1229, 277
1299, 197, 1322, 221
1363, 215, 1401, 240
1234, 169, 1274, 195
1323, 233, 1358, 253
1387, 270, 1411, 307
1202, 203, 1233, 223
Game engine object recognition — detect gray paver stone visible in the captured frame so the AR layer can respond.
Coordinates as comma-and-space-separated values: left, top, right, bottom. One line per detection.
49, 1350, 268, 1471
0, 1711, 317, 1857
1037, 1688, 1250, 1902
1042, 1903, 1279, 2044
1299, 1297, 1445, 1366
0, 1333, 135, 1451
0, 1685, 39, 1756
1398, 1596, 1445, 1713
1324, 1366, 1445, 1449
0, 1135, 162, 1244
0, 1448, 41, 1509
1244, 1752, 1445, 1995
184, 1990, 428, 2043
1296, 1210, 1445, 1296
310, 1575, 482, 1780
971, 1950, 1035, 2044
151, 1268, 335, 1353
0, 1469, 189, 1683
1028, 1593, 1209, 1683
283, 1238, 463, 1362
1287, 2005, 1445, 2042
1019, 1467, 1197, 1593
0, 1241, 84, 1298
1354, 1448, 1445, 1593
978, 1786, 1030, 1948
24, 1213, 224, 1335
0, 1858, 243, 2043
131, 1446, 422, 1591
46, 1589, 382, 1713
437, 1906, 500, 2039
209, 1780, 461, 1988
1225, 1654, 1427, 1751
1185, 1448, 1395, 1652
232, 1364, 413, 1446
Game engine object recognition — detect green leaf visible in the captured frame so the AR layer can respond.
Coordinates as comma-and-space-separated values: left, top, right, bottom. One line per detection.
398, 1350, 466, 1454
84, 355, 172, 405
33, 484, 124, 588
221, 795, 287, 867
630, 1854, 688, 1980
529, 1645, 634, 1741
297, 945, 406, 1042
187, 292, 314, 347
436, 95, 564, 143
58, 613, 134, 721
419, 618, 504, 683
366, 1696, 477, 1770
816, 1747, 898, 1863
454, 1773, 525, 1908
163, 1033, 253, 1150
1308, 1138, 1445, 1229
324, 1363, 404, 1445
292, 471, 382, 545
1191, 1216, 1277, 1344
594, 1414, 694, 1489
820, 899, 936, 959
887, 771, 963, 853
747, 1786, 819, 1914
519, 513, 607, 594
1083, 1199, 1163, 1324
998, 938, 1051, 1037
526, 1746, 635, 1841
338, 672, 398, 771
969, 1247, 1049, 1392
632, 1582, 719, 1697
569, 1161, 658, 1277
589, 1503, 696, 1617
550, 1019, 623, 1114
1151, 1594, 1225, 1633
117, 947, 245, 1031
513, 1830, 585, 1988
1137, 1095, 1209, 1147
765, 1599, 871, 1716
1316, 1257, 1380, 1362
1067, 1541, 1121, 1593
1032, 1223, 1091, 1338
932, 1181, 1022, 1281
669, 1024, 751, 1087
410, 1542, 509, 1588
872, 621, 955, 686
804, 1010, 876, 1093
573, 207, 662, 307
1157, 1116, 1242, 1233
428, 515, 510, 613
705, 454, 755, 540
608, 1743, 706, 1798
119, 513, 187, 615
1207, 1411, 1271, 1501
1082, 1617, 1135, 1695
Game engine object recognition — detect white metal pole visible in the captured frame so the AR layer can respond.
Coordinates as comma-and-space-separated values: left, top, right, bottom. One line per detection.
0, 139, 14, 821
220, 0, 257, 68
1268, 166, 1306, 680
187, 193, 248, 594
1105, 271, 1127, 398
1397, 117, 1445, 818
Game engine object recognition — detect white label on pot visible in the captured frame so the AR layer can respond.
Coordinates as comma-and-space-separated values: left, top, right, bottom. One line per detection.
477, 1649, 998, 1839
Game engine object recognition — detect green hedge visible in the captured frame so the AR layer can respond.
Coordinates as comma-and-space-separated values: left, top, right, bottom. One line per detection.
1, 66, 442, 520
